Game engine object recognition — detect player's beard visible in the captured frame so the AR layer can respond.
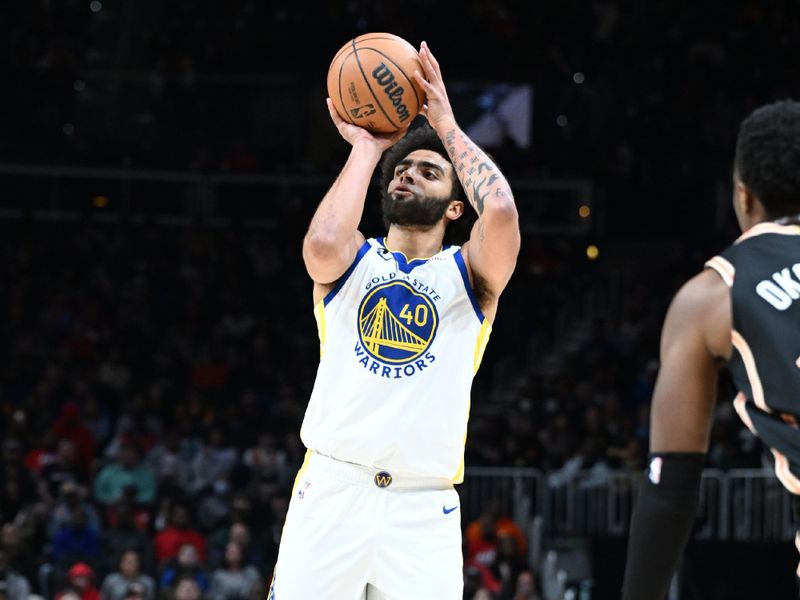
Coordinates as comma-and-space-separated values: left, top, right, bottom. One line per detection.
381, 189, 453, 228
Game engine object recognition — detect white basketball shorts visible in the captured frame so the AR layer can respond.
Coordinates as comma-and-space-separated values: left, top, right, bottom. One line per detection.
269, 451, 463, 599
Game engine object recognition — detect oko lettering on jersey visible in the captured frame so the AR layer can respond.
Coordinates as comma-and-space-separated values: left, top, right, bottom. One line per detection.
755, 262, 800, 310
354, 275, 442, 379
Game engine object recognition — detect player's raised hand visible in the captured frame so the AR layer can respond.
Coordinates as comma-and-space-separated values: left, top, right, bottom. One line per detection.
326, 98, 405, 152
413, 42, 457, 135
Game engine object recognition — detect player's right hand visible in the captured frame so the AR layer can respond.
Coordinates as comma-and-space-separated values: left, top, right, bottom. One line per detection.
326, 98, 405, 152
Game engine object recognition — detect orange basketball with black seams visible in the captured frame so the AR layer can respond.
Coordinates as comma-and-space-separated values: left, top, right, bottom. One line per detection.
327, 33, 426, 134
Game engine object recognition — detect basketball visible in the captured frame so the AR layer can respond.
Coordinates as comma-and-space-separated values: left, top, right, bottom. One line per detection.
327, 33, 426, 134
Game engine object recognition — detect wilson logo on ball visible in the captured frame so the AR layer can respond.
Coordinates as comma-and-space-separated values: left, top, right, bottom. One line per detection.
371, 63, 411, 122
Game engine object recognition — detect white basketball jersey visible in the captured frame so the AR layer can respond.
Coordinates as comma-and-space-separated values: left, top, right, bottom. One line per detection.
300, 237, 491, 483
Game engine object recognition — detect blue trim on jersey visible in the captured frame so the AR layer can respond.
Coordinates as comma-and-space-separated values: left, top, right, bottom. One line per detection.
323, 240, 372, 306
377, 237, 431, 274
453, 250, 485, 322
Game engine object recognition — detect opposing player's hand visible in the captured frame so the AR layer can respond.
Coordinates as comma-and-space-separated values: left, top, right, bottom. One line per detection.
326, 98, 405, 152
414, 42, 457, 135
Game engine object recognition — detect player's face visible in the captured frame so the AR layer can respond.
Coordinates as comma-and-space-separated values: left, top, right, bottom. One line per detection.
383, 150, 457, 227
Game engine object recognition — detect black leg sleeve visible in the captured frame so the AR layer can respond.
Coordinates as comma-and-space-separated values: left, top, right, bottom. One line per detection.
621, 453, 705, 600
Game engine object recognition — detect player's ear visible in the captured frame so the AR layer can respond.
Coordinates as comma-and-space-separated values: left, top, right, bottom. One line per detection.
445, 200, 465, 221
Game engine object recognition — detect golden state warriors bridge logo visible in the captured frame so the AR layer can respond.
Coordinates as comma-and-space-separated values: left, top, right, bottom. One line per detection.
355, 280, 439, 379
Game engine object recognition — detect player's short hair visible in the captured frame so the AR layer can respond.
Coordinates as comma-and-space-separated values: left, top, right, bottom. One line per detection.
735, 100, 800, 218
379, 124, 475, 245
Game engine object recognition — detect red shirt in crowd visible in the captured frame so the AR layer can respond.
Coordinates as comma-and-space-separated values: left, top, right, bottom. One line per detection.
154, 527, 207, 563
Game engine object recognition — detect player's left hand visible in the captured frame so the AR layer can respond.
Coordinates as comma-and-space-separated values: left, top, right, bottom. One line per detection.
414, 42, 457, 136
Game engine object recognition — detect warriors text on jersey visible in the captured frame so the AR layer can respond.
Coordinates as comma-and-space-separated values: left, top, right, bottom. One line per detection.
300, 238, 491, 483
706, 222, 800, 492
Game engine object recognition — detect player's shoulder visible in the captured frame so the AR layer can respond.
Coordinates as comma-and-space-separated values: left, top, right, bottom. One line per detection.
670, 269, 729, 318
668, 268, 731, 359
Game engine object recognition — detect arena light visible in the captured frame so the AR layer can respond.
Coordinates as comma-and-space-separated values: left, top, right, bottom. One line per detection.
586, 245, 599, 260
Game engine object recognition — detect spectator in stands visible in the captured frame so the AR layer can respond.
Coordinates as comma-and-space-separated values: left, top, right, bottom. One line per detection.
57, 563, 100, 600
94, 444, 156, 507
167, 576, 203, 600
466, 500, 527, 561
241, 433, 287, 484
1, 440, 36, 513
512, 570, 539, 600
51, 508, 101, 569
101, 504, 154, 574
48, 482, 102, 540
159, 545, 209, 595
188, 428, 237, 496
0, 548, 31, 600
208, 541, 262, 600
100, 550, 155, 600
0, 524, 37, 589
154, 504, 206, 566
52, 402, 96, 471
145, 432, 190, 493
41, 440, 87, 502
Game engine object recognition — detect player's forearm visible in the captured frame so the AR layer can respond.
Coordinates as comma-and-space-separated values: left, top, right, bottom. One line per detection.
622, 453, 704, 600
306, 142, 383, 249
439, 122, 516, 220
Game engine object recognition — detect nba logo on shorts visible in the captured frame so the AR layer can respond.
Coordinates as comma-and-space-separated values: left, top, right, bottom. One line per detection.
297, 482, 311, 499
648, 457, 663, 485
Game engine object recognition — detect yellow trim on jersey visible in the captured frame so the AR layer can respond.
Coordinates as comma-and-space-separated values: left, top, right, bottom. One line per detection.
291, 449, 313, 497
313, 301, 326, 357
451, 431, 468, 484
453, 319, 493, 483
473, 319, 492, 374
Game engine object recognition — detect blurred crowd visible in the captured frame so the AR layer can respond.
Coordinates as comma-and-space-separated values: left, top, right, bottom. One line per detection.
0, 217, 760, 599
0, 1, 788, 597
2, 1, 800, 236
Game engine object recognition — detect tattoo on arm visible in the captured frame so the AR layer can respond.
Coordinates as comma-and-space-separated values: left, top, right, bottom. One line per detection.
443, 128, 511, 217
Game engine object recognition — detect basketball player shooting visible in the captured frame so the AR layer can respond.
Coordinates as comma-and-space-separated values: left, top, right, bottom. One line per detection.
268, 42, 520, 599
622, 100, 800, 599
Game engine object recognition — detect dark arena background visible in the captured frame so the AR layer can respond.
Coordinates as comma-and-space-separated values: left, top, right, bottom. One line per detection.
1, 2, 799, 599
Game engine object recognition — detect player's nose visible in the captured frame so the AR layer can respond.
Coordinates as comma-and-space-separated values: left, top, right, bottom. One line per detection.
400, 169, 416, 184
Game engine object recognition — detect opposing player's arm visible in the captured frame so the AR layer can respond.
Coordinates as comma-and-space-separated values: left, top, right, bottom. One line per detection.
413, 43, 520, 301
303, 99, 404, 286
622, 268, 731, 600
649, 268, 731, 452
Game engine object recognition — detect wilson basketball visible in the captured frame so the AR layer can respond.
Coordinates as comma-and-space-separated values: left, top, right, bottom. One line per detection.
327, 33, 426, 134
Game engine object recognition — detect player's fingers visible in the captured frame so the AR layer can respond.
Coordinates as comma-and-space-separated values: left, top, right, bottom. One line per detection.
421, 42, 443, 78
326, 98, 343, 125
417, 45, 438, 82
413, 70, 434, 94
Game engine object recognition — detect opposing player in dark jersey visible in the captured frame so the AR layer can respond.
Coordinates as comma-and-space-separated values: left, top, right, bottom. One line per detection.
622, 100, 800, 599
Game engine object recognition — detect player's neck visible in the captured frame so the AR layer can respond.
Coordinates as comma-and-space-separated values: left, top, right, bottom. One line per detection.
384, 225, 445, 260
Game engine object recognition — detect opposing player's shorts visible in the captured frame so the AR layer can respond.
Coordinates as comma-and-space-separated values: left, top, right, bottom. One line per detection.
269, 451, 463, 599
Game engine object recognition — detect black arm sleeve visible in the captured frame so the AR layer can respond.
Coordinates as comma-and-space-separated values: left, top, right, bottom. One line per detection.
621, 453, 705, 600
